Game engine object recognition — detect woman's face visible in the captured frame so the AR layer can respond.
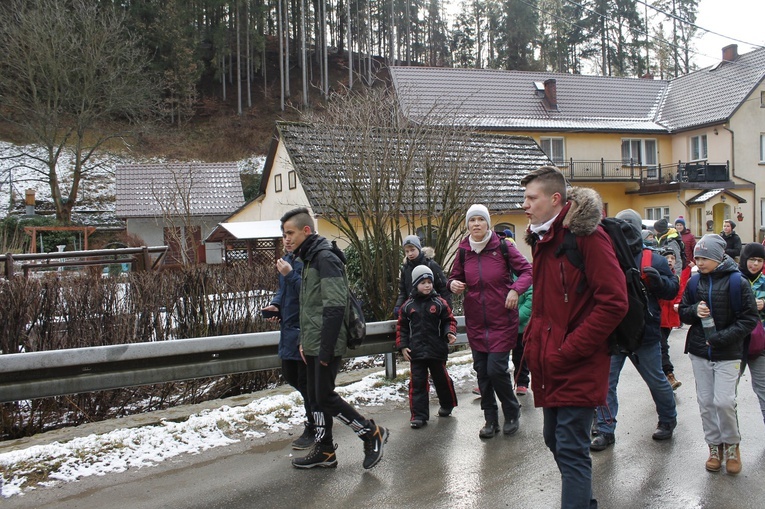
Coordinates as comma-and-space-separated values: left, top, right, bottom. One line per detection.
468, 215, 489, 241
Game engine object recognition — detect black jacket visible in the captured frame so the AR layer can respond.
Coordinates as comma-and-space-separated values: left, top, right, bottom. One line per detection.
394, 253, 451, 312
679, 257, 759, 361
396, 290, 457, 362
721, 231, 742, 259
639, 250, 680, 345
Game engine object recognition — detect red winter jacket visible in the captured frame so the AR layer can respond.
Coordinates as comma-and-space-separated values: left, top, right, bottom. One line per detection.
679, 229, 696, 265
448, 233, 532, 353
522, 188, 628, 409
660, 266, 689, 328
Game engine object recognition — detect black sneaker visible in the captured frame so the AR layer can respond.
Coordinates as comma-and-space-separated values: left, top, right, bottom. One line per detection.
437, 407, 453, 417
652, 420, 676, 441
590, 433, 615, 451
292, 442, 338, 469
479, 421, 500, 439
410, 419, 426, 429
291, 424, 315, 450
361, 421, 389, 469
503, 417, 520, 436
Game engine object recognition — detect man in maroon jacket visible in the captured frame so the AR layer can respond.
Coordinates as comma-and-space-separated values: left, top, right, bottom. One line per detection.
521, 166, 628, 509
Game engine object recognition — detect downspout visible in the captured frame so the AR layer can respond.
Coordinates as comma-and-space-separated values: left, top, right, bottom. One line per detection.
722, 126, 758, 242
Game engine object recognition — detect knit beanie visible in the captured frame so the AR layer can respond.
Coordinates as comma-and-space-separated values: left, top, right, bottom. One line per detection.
402, 234, 422, 253
674, 216, 686, 228
742, 242, 765, 261
411, 265, 434, 289
725, 219, 737, 229
466, 204, 491, 229
641, 230, 654, 242
615, 209, 642, 236
694, 234, 726, 262
654, 218, 669, 235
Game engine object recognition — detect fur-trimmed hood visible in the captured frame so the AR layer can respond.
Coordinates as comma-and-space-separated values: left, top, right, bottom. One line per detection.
525, 186, 603, 246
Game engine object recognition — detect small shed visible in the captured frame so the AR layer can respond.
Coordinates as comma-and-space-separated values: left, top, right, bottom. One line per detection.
205, 220, 283, 266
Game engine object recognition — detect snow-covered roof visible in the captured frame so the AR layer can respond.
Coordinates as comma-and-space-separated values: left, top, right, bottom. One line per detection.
205, 220, 283, 242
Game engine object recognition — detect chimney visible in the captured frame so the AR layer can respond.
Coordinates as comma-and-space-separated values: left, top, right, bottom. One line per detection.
543, 78, 558, 110
641, 72, 654, 80
722, 44, 738, 62
25, 188, 36, 216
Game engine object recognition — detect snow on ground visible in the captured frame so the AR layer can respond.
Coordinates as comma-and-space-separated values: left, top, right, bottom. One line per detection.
0, 352, 476, 498
0, 140, 267, 215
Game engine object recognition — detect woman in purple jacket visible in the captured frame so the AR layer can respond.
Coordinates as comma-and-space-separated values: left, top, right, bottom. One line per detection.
449, 204, 533, 438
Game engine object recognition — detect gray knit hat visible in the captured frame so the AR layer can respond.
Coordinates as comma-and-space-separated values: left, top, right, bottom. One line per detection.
466, 204, 491, 229
615, 208, 642, 236
411, 265, 434, 288
402, 234, 422, 253
694, 234, 726, 262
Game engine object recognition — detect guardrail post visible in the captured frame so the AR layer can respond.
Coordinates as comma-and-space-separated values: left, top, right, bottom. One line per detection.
385, 352, 396, 379
600, 158, 605, 179
5, 253, 13, 279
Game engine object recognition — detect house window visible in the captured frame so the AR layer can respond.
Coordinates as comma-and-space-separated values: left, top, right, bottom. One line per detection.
761, 91, 765, 107
760, 134, 765, 163
690, 135, 708, 161
274, 174, 282, 193
494, 223, 516, 239
621, 139, 657, 166
288, 170, 297, 190
645, 207, 669, 222
540, 137, 565, 165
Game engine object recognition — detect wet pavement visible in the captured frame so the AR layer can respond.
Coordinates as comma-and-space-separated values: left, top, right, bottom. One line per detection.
4, 328, 765, 508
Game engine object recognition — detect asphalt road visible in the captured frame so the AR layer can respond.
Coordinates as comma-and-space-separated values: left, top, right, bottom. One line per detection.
5, 328, 765, 509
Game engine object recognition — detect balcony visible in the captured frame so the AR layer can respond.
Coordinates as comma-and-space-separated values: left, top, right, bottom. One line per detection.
557, 159, 730, 185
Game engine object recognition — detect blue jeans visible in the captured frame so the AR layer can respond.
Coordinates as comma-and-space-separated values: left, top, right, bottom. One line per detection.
543, 407, 598, 509
596, 340, 677, 434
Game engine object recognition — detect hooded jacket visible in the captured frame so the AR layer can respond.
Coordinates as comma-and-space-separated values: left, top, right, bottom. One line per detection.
296, 234, 349, 362
739, 245, 765, 357
721, 230, 742, 259
394, 249, 451, 312
271, 251, 303, 361
448, 233, 532, 352
523, 187, 628, 408
679, 256, 758, 361
679, 228, 696, 263
396, 288, 457, 362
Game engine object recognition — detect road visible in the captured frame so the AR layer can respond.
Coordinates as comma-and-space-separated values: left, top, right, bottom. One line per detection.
4, 328, 765, 509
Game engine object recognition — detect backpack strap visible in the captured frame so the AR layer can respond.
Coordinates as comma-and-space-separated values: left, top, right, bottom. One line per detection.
687, 273, 700, 302
460, 239, 517, 279
555, 230, 586, 293
686, 272, 742, 314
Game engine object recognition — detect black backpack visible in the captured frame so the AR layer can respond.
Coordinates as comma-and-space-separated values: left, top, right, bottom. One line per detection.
330, 241, 366, 349
555, 217, 651, 354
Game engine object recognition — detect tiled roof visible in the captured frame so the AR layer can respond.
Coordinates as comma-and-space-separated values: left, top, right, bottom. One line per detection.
390, 67, 668, 132
273, 122, 554, 212
390, 47, 765, 133
657, 49, 765, 131
115, 163, 245, 218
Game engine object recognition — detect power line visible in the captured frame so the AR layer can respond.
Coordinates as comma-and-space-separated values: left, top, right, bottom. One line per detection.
635, 0, 764, 49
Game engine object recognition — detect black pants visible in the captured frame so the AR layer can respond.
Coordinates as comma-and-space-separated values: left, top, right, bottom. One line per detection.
512, 334, 530, 387
305, 355, 369, 444
281, 359, 313, 426
472, 350, 520, 423
408, 358, 458, 421
660, 328, 674, 374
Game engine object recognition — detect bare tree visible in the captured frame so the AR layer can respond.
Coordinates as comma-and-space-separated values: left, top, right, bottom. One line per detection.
149, 167, 202, 267
299, 86, 482, 319
0, 0, 156, 224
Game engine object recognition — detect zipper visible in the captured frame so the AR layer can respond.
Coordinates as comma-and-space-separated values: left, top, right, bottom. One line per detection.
559, 261, 568, 303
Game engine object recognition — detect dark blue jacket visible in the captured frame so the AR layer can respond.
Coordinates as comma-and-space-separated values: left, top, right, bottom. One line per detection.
271, 251, 303, 361
637, 250, 679, 345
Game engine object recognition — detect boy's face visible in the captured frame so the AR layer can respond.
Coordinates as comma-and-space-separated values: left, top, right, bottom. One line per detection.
282, 220, 311, 252
417, 279, 433, 295
747, 257, 764, 275
404, 245, 420, 260
664, 254, 676, 271
723, 222, 732, 234
695, 256, 720, 274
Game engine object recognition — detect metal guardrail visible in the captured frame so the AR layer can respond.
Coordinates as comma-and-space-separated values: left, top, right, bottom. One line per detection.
0, 246, 168, 278
0, 317, 467, 403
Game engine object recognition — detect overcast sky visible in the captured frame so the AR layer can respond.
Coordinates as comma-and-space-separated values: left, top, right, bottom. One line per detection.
693, 0, 765, 68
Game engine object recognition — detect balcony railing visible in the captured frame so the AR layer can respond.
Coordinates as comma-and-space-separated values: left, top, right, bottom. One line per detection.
556, 159, 730, 184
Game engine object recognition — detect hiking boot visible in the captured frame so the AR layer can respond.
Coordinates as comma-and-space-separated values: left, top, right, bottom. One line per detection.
705, 444, 722, 472
292, 442, 338, 469
479, 421, 500, 439
724, 443, 742, 475
666, 372, 682, 390
652, 420, 676, 441
516, 385, 528, 396
590, 433, 615, 451
291, 423, 315, 450
410, 419, 426, 429
361, 421, 389, 469
437, 406, 453, 417
472, 387, 481, 396
503, 417, 520, 436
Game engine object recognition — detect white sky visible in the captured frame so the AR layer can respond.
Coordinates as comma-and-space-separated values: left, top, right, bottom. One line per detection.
693, 0, 765, 68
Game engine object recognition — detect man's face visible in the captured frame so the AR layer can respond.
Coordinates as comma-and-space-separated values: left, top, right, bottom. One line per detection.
282, 219, 311, 252
723, 222, 732, 234
522, 180, 561, 225
404, 245, 420, 261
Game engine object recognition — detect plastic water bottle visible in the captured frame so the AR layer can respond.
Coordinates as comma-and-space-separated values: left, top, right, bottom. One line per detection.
699, 301, 715, 340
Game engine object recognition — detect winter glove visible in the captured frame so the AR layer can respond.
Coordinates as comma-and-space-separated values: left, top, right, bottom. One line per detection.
641, 266, 663, 292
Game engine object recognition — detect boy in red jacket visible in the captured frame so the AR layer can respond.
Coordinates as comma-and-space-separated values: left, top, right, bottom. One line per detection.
659, 249, 688, 390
